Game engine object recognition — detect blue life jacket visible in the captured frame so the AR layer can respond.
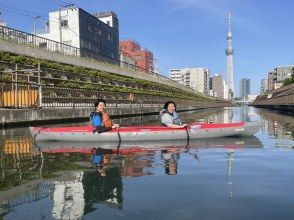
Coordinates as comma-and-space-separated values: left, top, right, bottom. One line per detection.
90, 112, 103, 127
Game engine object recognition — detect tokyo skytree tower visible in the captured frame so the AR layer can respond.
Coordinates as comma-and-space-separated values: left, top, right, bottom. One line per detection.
225, 11, 234, 97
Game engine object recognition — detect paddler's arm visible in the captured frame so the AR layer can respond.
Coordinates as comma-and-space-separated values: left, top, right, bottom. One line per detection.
166, 123, 188, 128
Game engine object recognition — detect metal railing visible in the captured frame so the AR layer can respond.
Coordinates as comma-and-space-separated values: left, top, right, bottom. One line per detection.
0, 26, 201, 96
0, 25, 79, 56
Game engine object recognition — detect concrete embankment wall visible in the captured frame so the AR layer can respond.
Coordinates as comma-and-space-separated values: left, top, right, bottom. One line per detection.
252, 84, 293, 112
0, 104, 225, 128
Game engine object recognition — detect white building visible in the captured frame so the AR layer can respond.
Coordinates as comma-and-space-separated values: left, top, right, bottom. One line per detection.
260, 79, 268, 94
37, 7, 119, 63
169, 68, 210, 94
52, 171, 85, 219
0, 20, 7, 27
169, 69, 182, 84
223, 81, 229, 100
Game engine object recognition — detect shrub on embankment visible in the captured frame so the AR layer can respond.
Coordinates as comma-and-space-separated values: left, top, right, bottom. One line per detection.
0, 51, 216, 102
283, 76, 294, 86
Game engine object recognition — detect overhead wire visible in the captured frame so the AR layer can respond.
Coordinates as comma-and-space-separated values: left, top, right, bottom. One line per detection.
0, 6, 79, 37
0, 2, 47, 18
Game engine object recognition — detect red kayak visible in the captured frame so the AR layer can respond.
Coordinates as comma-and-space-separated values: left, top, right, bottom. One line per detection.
30, 121, 262, 142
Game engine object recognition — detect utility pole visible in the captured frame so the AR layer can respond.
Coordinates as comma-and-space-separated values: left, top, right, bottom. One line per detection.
59, 4, 75, 50
33, 16, 41, 46
37, 62, 42, 108
59, 8, 62, 49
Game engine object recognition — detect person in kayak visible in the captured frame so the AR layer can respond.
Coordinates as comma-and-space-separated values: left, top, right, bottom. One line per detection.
90, 99, 119, 133
160, 101, 188, 128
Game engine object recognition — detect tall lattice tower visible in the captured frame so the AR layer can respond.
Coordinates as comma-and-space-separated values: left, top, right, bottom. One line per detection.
225, 11, 234, 99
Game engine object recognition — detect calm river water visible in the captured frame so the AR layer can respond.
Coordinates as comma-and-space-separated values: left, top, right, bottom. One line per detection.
0, 106, 293, 220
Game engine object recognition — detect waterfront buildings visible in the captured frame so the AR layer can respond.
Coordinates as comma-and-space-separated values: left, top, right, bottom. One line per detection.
225, 11, 234, 99
223, 81, 229, 100
119, 39, 154, 72
37, 7, 119, 64
240, 78, 250, 100
209, 74, 224, 99
169, 69, 182, 84
119, 50, 136, 68
169, 68, 210, 94
267, 65, 293, 91
260, 79, 268, 94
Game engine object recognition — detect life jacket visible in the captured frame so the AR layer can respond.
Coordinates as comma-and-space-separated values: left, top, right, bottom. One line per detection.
90, 112, 103, 127
90, 111, 113, 128
159, 109, 182, 126
101, 112, 113, 128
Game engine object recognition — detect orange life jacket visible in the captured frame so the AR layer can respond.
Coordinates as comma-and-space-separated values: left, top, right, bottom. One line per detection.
102, 112, 113, 128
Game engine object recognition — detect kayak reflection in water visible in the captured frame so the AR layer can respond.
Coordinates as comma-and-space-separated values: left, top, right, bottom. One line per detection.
160, 101, 188, 128
91, 148, 112, 177
161, 149, 180, 175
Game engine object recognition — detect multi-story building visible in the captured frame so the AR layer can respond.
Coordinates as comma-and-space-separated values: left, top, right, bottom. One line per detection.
37, 7, 119, 64
276, 65, 293, 81
260, 79, 268, 94
267, 70, 276, 91
169, 69, 182, 84
223, 81, 229, 100
240, 78, 250, 100
169, 68, 210, 94
119, 50, 136, 69
209, 74, 224, 99
267, 65, 293, 91
119, 39, 154, 72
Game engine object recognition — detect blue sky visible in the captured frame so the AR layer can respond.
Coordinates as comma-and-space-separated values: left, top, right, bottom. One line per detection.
0, 0, 293, 95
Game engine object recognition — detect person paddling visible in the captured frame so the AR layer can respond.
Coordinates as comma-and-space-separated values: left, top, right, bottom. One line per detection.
160, 101, 188, 128
90, 99, 119, 133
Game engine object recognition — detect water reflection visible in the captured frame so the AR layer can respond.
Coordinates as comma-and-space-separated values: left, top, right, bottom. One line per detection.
1, 106, 294, 219
161, 149, 180, 175
257, 108, 294, 149
0, 135, 262, 218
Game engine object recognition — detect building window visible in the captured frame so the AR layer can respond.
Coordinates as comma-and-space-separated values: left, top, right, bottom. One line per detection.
61, 19, 68, 28
107, 33, 111, 41
107, 21, 110, 26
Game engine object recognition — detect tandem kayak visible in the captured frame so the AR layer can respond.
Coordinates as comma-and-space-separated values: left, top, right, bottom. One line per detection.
30, 121, 262, 142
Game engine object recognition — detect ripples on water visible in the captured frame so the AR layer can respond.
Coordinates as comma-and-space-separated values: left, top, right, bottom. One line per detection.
0, 107, 293, 220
